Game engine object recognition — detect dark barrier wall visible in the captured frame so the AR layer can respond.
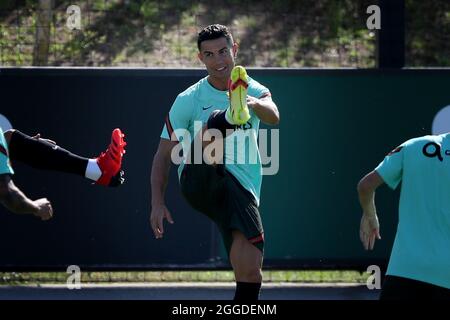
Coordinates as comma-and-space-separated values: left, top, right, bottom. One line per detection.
0, 68, 449, 270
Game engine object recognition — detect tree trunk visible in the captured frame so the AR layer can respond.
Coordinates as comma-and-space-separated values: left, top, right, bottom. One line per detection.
32, 0, 53, 66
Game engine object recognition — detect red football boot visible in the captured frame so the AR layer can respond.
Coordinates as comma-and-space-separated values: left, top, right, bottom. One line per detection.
96, 128, 126, 187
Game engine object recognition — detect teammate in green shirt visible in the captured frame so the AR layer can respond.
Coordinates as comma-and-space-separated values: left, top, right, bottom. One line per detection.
358, 134, 450, 299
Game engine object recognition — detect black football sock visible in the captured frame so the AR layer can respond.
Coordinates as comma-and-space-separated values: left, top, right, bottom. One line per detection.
8, 130, 88, 177
207, 109, 237, 137
233, 282, 262, 301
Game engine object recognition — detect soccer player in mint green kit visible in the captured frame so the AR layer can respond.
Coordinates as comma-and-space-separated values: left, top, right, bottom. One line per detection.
0, 126, 126, 219
358, 134, 450, 299
150, 24, 280, 301
0, 126, 53, 220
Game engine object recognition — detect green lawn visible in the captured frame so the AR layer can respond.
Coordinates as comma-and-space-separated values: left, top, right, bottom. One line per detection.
0, 270, 369, 285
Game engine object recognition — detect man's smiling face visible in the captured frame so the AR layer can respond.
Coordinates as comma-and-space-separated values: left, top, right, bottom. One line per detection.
198, 36, 238, 89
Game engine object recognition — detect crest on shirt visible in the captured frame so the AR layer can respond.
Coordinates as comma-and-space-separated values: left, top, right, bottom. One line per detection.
387, 146, 403, 156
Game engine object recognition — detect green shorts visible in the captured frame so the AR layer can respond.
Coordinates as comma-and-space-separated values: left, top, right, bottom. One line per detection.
180, 162, 264, 255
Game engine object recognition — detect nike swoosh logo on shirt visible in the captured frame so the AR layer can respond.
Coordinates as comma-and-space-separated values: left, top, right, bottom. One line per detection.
202, 105, 213, 110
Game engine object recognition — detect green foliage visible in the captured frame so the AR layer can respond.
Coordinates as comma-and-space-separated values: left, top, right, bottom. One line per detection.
0, 271, 368, 284
140, 1, 159, 20
92, 0, 119, 11
405, 0, 450, 66
0, 0, 446, 67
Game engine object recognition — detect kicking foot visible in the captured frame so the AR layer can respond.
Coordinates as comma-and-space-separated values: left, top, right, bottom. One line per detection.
227, 65, 250, 125
96, 128, 127, 187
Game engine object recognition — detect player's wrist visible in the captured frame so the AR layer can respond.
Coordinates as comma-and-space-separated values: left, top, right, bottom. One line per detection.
151, 201, 165, 207
30, 203, 42, 216
362, 204, 376, 216
363, 209, 377, 217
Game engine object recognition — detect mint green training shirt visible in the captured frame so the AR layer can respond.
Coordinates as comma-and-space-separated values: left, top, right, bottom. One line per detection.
161, 76, 271, 205
375, 134, 450, 289
0, 127, 14, 175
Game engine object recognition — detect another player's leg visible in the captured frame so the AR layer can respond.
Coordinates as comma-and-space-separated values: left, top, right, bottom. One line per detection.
95, 128, 127, 186
230, 230, 263, 301
5, 128, 126, 187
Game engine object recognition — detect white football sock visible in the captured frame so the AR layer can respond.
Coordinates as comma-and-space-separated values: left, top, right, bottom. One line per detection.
224, 108, 234, 124
85, 159, 102, 181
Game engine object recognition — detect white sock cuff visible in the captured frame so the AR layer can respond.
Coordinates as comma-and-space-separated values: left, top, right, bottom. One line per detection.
224, 108, 234, 124
85, 159, 102, 181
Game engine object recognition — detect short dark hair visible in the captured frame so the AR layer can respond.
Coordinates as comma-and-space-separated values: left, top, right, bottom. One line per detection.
197, 24, 234, 51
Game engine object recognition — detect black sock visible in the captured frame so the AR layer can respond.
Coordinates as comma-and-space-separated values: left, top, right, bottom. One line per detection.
234, 282, 262, 301
207, 109, 236, 137
8, 130, 88, 177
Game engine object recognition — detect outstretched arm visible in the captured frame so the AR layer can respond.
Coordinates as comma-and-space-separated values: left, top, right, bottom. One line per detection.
247, 96, 280, 125
357, 170, 384, 250
0, 174, 53, 220
150, 139, 178, 239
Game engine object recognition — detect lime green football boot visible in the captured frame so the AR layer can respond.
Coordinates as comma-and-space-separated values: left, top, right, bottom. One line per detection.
227, 65, 250, 125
